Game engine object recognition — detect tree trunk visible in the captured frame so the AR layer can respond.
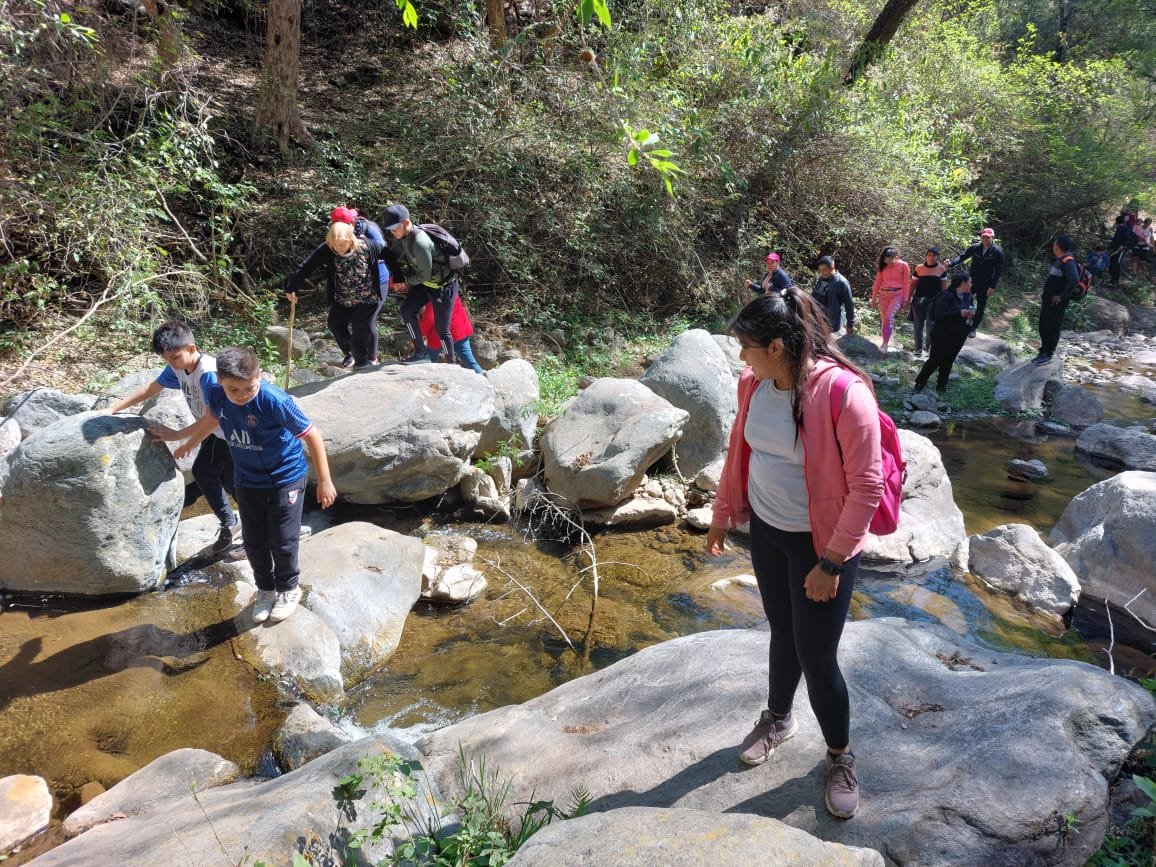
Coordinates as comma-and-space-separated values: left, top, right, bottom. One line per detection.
486, 0, 507, 48
253, 0, 313, 152
139, 0, 184, 66
843, 0, 922, 86
1055, 0, 1074, 61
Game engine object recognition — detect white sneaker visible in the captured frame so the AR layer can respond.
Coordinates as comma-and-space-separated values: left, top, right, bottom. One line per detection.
251, 589, 277, 623
269, 587, 302, 623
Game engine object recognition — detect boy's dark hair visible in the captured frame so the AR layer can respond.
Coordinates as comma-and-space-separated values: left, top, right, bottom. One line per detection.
216, 347, 261, 380
817, 255, 835, 269
950, 273, 971, 291
1094, 244, 1105, 252
151, 320, 195, 354
1054, 234, 1074, 253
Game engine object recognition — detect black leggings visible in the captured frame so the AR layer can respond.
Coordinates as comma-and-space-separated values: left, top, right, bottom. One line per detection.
970, 282, 992, 331
1038, 296, 1069, 356
235, 478, 306, 592
401, 280, 459, 362
750, 512, 859, 751
328, 300, 383, 364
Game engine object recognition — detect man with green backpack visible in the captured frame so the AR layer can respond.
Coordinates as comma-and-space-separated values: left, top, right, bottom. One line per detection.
382, 203, 469, 365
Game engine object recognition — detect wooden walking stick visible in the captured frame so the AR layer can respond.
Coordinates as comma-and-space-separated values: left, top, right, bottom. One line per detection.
283, 295, 296, 390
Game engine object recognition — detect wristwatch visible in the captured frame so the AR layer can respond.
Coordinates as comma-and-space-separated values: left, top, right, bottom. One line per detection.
817, 557, 845, 577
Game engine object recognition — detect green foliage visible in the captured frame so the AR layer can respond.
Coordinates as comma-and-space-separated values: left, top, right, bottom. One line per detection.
335, 749, 588, 867
475, 437, 527, 473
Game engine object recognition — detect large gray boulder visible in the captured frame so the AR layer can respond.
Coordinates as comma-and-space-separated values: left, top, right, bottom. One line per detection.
477, 359, 539, 455
836, 333, 885, 361
292, 365, 495, 504
33, 738, 437, 867
2, 388, 94, 438
0, 413, 183, 595
965, 333, 1016, 364
994, 359, 1063, 412
0, 417, 20, 462
712, 334, 745, 377
861, 429, 967, 565
1047, 385, 1103, 429
541, 378, 689, 509
419, 620, 1156, 867
266, 324, 311, 361
98, 369, 200, 477
967, 523, 1080, 617
1050, 471, 1156, 627
273, 703, 352, 772
0, 774, 52, 854
507, 807, 884, 866
640, 329, 737, 476
1074, 422, 1156, 471
63, 749, 239, 837
1082, 296, 1130, 334
954, 347, 1005, 371
297, 522, 426, 682
232, 583, 344, 702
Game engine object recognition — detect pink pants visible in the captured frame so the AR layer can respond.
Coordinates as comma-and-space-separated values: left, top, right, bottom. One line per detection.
876, 290, 905, 346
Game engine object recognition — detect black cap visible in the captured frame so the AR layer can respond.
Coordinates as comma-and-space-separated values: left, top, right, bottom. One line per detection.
382, 203, 410, 230
926, 245, 940, 254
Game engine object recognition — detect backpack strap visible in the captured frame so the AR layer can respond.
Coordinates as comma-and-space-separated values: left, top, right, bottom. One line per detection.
829, 369, 856, 428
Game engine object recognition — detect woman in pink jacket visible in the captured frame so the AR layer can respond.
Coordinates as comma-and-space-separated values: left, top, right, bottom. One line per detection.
870, 245, 911, 352
707, 287, 884, 820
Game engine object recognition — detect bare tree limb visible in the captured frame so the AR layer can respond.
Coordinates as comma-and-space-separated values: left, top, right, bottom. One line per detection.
154, 185, 209, 263
1102, 598, 1116, 676
1123, 588, 1156, 633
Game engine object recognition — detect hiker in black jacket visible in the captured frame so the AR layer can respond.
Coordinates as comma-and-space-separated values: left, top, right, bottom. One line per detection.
913, 273, 974, 395
1033, 235, 1080, 366
948, 227, 1003, 336
286, 221, 391, 370
1107, 215, 1134, 287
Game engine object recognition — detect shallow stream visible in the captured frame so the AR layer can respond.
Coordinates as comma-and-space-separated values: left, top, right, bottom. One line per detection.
1, 382, 1153, 815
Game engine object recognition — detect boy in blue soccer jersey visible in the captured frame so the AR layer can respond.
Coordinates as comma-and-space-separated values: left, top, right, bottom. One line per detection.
109, 320, 240, 552
160, 347, 336, 624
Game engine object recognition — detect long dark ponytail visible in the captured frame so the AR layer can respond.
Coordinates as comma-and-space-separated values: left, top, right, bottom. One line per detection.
729, 286, 873, 433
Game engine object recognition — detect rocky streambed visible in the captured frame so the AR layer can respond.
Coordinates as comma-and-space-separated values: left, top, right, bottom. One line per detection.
2, 322, 1156, 864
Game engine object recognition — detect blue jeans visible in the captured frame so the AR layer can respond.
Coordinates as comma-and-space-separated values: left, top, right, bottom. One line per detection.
427, 338, 484, 373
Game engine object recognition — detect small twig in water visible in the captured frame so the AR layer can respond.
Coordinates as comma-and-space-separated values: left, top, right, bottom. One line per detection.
477, 554, 575, 652
1102, 598, 1116, 676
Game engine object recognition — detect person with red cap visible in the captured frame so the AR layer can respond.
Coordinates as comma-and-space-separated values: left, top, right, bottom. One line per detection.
750, 252, 794, 295
330, 206, 391, 303
948, 227, 1004, 337
285, 216, 391, 370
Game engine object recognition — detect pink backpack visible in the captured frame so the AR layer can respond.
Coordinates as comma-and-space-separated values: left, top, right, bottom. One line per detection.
830, 370, 906, 536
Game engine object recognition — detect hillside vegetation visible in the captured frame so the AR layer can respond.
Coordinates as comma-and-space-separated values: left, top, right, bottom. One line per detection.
0, 0, 1153, 388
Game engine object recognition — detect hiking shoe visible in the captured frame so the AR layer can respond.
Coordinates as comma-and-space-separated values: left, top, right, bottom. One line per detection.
339, 354, 355, 369
212, 520, 242, 552
269, 587, 302, 623
353, 360, 378, 371
912, 384, 924, 394
401, 350, 430, 365
966, 328, 977, 339
825, 752, 860, 818
738, 710, 798, 766
1031, 353, 1053, 366
225, 544, 249, 562
251, 589, 277, 624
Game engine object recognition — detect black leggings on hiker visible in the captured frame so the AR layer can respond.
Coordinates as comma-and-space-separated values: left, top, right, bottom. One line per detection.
401, 279, 459, 362
749, 512, 859, 751
328, 300, 383, 365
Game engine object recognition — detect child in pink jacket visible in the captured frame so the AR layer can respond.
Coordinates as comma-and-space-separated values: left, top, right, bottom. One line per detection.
870, 245, 911, 351
707, 287, 883, 821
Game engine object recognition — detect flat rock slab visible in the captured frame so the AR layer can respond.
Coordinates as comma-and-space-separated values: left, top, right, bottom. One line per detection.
1075, 423, 1156, 471
506, 806, 884, 866
33, 738, 434, 867
0, 774, 52, 853
64, 748, 238, 836
419, 619, 1156, 867
995, 360, 1062, 412
273, 703, 351, 771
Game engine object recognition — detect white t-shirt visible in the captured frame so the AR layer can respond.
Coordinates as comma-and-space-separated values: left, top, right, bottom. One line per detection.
156, 354, 224, 440
745, 379, 810, 532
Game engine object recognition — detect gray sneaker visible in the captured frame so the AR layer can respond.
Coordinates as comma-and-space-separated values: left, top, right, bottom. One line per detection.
738, 710, 798, 766
251, 589, 277, 624
825, 752, 860, 818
